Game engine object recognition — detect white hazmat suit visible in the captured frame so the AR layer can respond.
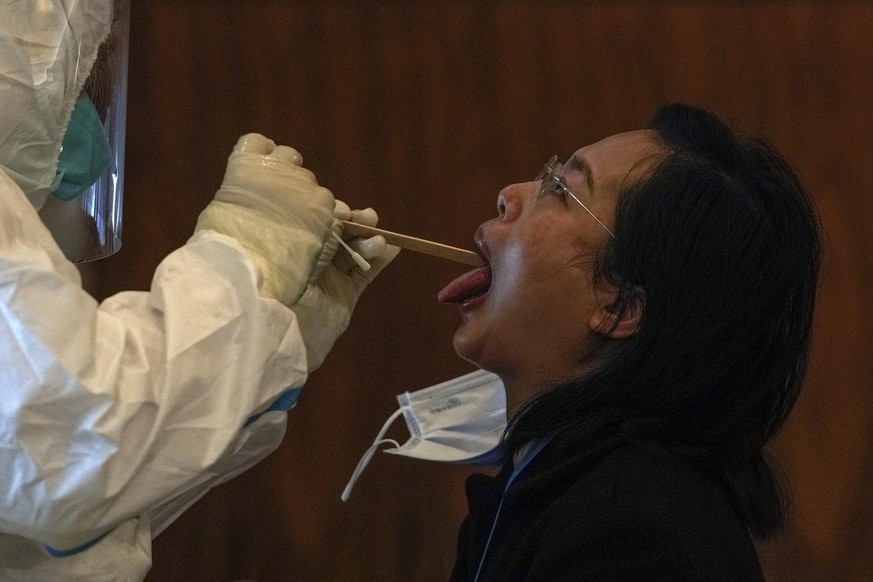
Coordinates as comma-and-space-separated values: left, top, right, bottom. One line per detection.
0, 1, 398, 579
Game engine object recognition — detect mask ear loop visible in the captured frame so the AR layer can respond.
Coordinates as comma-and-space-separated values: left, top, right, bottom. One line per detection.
341, 407, 405, 502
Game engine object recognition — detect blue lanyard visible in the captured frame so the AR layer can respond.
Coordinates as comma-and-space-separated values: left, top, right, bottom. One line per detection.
472, 437, 551, 582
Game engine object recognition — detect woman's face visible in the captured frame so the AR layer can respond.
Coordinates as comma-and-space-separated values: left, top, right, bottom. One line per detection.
439, 130, 660, 404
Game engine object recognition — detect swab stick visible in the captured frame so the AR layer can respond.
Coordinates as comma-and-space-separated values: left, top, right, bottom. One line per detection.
341, 221, 485, 267
332, 231, 371, 271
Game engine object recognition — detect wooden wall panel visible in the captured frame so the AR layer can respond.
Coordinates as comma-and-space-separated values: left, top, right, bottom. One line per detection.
88, 2, 872, 580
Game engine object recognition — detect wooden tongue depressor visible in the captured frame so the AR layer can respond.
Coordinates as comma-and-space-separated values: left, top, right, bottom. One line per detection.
341, 221, 485, 267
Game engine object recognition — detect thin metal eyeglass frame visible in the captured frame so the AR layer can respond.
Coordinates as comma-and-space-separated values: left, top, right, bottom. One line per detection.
534, 155, 616, 239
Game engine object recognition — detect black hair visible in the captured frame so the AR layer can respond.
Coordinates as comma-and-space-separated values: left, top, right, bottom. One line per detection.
503, 103, 822, 538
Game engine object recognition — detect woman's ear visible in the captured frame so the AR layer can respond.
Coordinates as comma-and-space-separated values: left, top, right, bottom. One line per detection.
588, 286, 644, 339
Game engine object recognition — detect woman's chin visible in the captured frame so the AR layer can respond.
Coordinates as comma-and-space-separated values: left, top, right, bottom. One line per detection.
452, 325, 485, 367
452, 326, 507, 377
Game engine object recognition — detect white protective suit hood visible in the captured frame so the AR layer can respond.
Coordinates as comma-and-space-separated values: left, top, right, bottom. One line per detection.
0, 0, 128, 262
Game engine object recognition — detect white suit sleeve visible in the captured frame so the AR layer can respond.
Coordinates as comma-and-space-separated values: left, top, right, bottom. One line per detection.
0, 171, 308, 551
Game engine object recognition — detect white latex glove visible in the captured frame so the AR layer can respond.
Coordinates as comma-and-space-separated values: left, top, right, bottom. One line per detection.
194, 133, 335, 306
292, 200, 400, 372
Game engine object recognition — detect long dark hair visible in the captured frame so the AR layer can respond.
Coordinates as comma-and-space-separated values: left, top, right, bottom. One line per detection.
503, 103, 822, 538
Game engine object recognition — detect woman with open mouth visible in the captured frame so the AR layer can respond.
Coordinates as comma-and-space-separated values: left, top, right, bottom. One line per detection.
441, 103, 822, 581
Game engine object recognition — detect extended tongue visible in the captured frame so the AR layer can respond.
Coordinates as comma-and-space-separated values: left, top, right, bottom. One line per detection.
437, 266, 493, 304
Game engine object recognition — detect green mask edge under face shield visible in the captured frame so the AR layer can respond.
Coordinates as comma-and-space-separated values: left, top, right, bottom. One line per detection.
39, 0, 130, 263
55, 94, 113, 202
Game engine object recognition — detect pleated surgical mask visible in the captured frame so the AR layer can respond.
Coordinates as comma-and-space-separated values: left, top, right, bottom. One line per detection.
342, 369, 506, 501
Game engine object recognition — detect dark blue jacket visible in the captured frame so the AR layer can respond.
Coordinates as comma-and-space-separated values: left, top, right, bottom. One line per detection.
452, 438, 765, 581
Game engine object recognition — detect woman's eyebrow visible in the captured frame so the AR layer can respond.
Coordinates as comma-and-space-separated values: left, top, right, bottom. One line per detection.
568, 154, 595, 193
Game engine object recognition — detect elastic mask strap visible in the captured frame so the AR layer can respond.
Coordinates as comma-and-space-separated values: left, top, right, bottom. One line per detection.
341, 407, 405, 502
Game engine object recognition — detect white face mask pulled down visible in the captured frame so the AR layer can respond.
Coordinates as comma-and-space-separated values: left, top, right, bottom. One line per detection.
342, 369, 506, 501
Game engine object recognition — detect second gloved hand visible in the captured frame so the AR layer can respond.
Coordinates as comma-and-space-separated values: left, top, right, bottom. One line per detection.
292, 201, 400, 372
193, 133, 335, 306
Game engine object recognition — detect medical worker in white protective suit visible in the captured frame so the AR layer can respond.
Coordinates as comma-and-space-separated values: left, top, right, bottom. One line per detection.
0, 1, 399, 579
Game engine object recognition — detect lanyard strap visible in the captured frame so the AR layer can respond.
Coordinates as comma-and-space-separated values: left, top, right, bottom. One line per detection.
472, 437, 550, 582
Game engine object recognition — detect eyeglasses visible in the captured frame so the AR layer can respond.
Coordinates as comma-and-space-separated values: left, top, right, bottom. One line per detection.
533, 155, 616, 239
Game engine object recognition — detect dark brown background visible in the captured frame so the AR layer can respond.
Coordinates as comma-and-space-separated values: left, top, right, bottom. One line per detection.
86, 2, 872, 580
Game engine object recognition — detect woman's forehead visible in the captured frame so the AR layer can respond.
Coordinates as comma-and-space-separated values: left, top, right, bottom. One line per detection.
572, 130, 660, 167
569, 130, 662, 193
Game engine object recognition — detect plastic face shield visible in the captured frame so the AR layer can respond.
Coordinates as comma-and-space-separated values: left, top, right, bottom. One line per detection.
37, 0, 130, 262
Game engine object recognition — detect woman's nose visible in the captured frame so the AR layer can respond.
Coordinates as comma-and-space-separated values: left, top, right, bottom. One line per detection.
496, 182, 529, 221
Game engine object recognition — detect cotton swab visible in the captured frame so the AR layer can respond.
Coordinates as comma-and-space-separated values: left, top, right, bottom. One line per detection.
332, 231, 371, 271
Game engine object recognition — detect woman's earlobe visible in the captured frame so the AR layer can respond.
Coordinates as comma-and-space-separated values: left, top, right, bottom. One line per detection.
588, 287, 644, 339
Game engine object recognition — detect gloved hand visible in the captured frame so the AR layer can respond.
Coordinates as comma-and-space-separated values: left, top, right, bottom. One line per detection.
292, 200, 400, 372
194, 133, 335, 306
